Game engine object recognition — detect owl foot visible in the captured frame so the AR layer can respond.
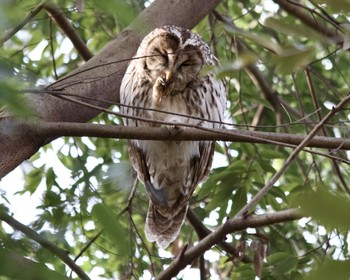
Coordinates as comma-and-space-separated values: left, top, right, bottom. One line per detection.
153, 77, 174, 106
162, 124, 180, 135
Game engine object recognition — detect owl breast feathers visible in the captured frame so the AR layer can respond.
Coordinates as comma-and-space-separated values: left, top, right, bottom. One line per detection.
120, 25, 226, 249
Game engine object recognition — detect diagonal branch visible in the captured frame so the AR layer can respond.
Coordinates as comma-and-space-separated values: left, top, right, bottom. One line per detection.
0, 210, 91, 280
157, 208, 303, 280
187, 209, 252, 263
236, 93, 350, 217
43, 3, 93, 61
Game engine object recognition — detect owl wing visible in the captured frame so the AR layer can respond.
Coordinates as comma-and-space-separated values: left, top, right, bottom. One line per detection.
140, 140, 216, 249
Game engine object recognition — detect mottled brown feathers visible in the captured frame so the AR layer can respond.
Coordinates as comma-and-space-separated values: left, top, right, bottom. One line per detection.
120, 25, 226, 249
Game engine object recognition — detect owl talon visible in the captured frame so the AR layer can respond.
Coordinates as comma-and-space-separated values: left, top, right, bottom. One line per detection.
159, 78, 166, 87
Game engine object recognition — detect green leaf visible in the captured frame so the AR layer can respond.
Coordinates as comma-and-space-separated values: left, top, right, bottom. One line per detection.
22, 166, 45, 195
224, 25, 282, 54
45, 167, 56, 191
0, 80, 32, 117
216, 51, 259, 78
313, 0, 350, 12
269, 47, 315, 73
229, 187, 247, 216
264, 17, 332, 44
297, 188, 350, 230
43, 190, 62, 207
0, 249, 71, 280
91, 0, 137, 26
91, 203, 129, 254
304, 259, 350, 280
266, 252, 298, 275
260, 150, 285, 160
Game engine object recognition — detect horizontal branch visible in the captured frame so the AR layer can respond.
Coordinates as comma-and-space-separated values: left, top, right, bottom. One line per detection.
32, 121, 350, 150
157, 208, 303, 280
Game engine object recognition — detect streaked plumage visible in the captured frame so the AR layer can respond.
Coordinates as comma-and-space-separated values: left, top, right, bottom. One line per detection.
120, 25, 226, 249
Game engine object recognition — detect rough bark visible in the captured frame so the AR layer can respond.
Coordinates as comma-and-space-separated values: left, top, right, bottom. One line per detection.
0, 0, 222, 178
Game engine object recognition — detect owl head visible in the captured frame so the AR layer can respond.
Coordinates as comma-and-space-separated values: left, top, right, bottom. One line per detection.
135, 25, 214, 94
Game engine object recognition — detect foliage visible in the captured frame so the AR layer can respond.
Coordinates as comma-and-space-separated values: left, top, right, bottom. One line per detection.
1, 0, 350, 279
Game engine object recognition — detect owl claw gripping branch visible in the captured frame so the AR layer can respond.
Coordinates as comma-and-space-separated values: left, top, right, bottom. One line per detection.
120, 25, 226, 249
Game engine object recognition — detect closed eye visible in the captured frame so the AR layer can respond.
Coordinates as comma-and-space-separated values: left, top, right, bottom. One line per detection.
180, 61, 192, 67
161, 53, 168, 61
153, 48, 167, 60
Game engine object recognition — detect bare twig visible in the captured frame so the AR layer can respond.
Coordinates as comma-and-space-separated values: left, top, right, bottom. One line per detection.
157, 209, 303, 279
0, 210, 91, 280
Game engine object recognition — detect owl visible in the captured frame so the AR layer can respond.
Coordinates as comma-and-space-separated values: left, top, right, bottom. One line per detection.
120, 25, 226, 249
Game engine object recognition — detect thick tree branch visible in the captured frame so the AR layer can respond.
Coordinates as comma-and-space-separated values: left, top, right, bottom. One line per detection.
28, 121, 350, 152
0, 210, 90, 280
0, 0, 223, 178
157, 208, 303, 280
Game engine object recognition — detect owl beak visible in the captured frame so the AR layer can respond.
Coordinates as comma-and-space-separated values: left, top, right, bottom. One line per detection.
164, 70, 172, 83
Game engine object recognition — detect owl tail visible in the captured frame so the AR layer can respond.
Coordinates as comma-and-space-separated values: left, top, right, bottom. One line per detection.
145, 202, 188, 249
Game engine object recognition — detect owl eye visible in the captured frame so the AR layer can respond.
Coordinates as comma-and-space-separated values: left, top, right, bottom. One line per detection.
160, 53, 168, 62
153, 48, 168, 62
180, 61, 192, 68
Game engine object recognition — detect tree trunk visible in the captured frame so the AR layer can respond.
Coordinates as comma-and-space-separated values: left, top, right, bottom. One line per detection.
0, 0, 222, 178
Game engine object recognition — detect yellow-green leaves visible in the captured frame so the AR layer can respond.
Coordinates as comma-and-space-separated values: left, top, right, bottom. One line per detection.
304, 259, 350, 280
91, 203, 129, 255
297, 188, 350, 230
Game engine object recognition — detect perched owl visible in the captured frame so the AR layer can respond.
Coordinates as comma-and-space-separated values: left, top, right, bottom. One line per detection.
120, 25, 226, 249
